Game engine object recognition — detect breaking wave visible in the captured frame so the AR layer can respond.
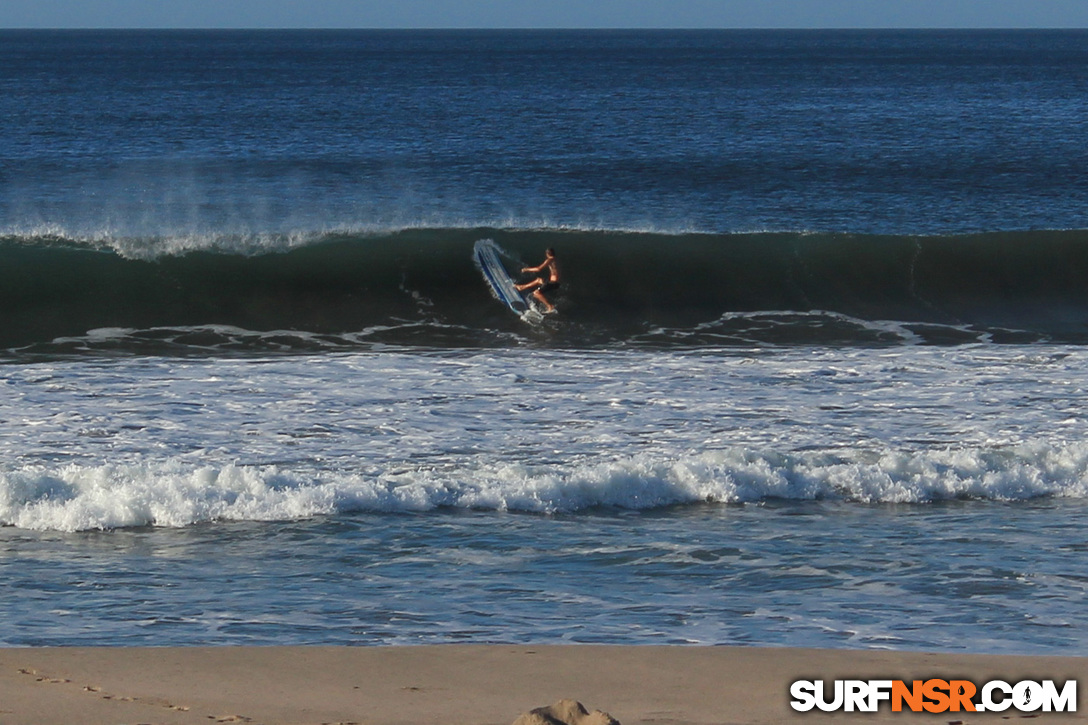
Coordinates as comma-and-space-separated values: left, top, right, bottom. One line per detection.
4, 226, 1088, 354
4, 441, 1088, 531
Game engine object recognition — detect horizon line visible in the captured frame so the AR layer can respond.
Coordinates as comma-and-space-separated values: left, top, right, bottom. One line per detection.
3, 25, 1086, 31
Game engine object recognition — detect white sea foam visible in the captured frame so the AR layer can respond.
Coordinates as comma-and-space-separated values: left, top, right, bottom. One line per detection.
4, 442, 1087, 531
4, 345, 1088, 531
0, 219, 718, 261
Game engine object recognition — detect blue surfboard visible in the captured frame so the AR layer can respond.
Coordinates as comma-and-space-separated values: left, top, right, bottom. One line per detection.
473, 239, 545, 324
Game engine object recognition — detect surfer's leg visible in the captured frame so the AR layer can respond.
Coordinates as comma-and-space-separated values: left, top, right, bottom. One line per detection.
516, 278, 543, 292
532, 290, 556, 313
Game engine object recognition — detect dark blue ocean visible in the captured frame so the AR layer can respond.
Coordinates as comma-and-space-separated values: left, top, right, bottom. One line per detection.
2, 30, 1088, 653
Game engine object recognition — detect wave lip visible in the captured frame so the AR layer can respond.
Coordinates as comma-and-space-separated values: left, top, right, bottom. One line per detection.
3, 226, 1088, 353
4, 442, 1087, 531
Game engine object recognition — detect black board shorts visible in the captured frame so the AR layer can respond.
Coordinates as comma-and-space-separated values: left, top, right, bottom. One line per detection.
540, 281, 560, 294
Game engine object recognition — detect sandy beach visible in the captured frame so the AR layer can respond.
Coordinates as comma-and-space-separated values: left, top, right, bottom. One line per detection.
0, 645, 1083, 725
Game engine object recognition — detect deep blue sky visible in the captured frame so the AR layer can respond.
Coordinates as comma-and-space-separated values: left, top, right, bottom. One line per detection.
2, 0, 1087, 29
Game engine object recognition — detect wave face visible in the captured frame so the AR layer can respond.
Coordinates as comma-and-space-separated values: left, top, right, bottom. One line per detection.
5, 227, 1088, 354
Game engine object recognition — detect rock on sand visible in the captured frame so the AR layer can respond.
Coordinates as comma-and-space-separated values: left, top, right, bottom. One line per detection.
512, 699, 620, 725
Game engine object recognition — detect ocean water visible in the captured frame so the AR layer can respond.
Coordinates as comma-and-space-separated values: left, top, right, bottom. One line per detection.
2, 29, 1088, 653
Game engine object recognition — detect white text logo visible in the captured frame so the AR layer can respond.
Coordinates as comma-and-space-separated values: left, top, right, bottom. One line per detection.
790, 679, 1077, 713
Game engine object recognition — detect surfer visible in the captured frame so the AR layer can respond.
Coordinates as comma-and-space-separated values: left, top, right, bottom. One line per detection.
516, 248, 560, 313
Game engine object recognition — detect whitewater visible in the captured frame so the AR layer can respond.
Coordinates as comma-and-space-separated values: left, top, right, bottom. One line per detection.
6, 345, 1088, 532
